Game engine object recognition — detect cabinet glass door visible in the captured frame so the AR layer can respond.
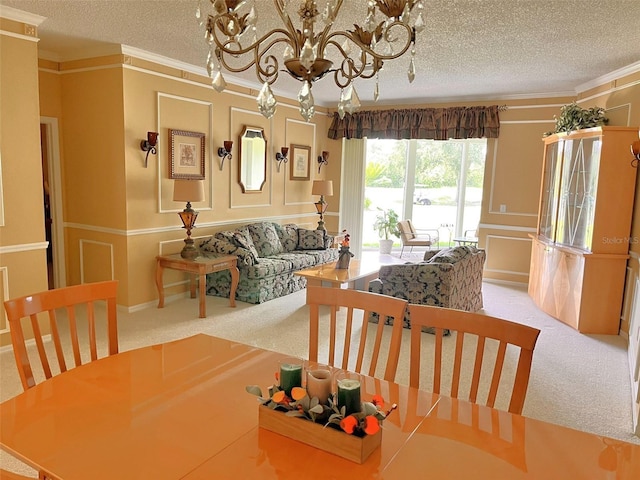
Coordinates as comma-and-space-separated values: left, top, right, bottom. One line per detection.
556, 136, 601, 250
538, 141, 563, 241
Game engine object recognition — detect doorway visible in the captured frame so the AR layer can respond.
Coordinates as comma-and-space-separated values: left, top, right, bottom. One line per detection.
40, 117, 66, 289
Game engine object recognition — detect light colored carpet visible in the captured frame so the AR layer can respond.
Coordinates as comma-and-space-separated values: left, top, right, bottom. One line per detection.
1, 279, 638, 476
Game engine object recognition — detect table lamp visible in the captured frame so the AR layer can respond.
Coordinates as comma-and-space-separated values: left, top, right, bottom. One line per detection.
312, 180, 333, 231
173, 179, 205, 259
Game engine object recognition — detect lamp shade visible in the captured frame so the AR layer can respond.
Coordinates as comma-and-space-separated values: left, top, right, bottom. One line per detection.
312, 180, 333, 196
173, 179, 205, 202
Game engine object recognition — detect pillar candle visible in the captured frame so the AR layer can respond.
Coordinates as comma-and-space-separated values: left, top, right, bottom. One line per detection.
306, 369, 332, 404
279, 361, 302, 396
337, 378, 361, 415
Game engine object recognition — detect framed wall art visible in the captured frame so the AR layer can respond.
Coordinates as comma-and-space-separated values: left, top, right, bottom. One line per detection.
290, 144, 310, 181
168, 129, 205, 179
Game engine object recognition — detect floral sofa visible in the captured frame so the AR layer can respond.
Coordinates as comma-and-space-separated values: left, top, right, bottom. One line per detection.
368, 245, 486, 329
198, 221, 338, 304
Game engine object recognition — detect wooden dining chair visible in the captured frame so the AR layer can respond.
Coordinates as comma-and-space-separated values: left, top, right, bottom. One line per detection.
4, 280, 119, 391
408, 304, 540, 414
0, 470, 35, 480
307, 286, 408, 381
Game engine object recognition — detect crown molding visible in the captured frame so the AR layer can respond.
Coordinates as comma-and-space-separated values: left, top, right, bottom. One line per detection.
576, 60, 640, 94
0, 5, 46, 26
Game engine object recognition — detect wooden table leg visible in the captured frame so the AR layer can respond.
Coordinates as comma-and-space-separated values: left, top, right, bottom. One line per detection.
189, 274, 197, 299
198, 272, 206, 318
156, 259, 165, 308
229, 266, 239, 308
304, 278, 323, 303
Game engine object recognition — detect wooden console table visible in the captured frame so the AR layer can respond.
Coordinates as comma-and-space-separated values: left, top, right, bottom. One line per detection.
156, 254, 239, 318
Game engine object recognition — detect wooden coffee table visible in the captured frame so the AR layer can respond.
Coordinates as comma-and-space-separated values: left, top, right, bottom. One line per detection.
295, 254, 404, 297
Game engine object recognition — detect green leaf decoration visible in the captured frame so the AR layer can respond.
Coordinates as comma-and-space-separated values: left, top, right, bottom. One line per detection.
285, 411, 305, 418
309, 404, 325, 414
362, 402, 378, 415
245, 385, 263, 397
544, 102, 608, 136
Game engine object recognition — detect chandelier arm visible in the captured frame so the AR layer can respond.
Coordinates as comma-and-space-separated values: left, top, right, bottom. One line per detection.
314, 0, 345, 57
274, 0, 301, 51
212, 26, 294, 58
323, 21, 415, 62
323, 38, 377, 88
214, 28, 296, 84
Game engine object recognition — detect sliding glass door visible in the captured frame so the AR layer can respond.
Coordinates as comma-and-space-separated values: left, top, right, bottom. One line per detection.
363, 138, 486, 249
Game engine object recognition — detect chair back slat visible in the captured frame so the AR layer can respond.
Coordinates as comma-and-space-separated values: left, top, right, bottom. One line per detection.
66, 304, 82, 368
4, 280, 119, 391
87, 301, 98, 362
31, 314, 53, 380
469, 336, 486, 403
307, 286, 408, 382
487, 342, 508, 408
342, 306, 354, 370
408, 304, 540, 414
49, 309, 68, 375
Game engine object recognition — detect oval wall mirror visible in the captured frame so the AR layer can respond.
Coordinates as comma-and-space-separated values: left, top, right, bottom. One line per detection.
238, 126, 267, 193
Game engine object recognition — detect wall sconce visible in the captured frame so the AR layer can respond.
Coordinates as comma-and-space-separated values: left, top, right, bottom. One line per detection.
275, 147, 289, 172
140, 131, 159, 167
631, 129, 640, 167
317, 151, 329, 173
217, 140, 233, 170
173, 179, 205, 260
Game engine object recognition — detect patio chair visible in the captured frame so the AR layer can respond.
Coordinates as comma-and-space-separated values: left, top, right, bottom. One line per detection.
398, 219, 440, 257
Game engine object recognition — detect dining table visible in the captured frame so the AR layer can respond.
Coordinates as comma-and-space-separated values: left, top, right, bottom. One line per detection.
1, 333, 638, 479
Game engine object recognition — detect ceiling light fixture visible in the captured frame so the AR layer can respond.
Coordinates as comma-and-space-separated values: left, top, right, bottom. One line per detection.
197, 0, 425, 122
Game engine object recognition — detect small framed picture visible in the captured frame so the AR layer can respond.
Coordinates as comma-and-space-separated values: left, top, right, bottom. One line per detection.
290, 144, 311, 181
168, 129, 205, 179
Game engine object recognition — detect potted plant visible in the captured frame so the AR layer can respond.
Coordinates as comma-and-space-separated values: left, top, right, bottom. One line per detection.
544, 102, 608, 136
373, 208, 400, 254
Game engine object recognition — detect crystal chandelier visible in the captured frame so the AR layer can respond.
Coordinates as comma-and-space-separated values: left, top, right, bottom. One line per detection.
196, 0, 425, 121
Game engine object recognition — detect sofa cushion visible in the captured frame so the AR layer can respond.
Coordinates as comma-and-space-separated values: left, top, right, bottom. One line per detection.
428, 245, 474, 264
297, 228, 327, 250
214, 229, 236, 244
298, 249, 340, 264
199, 237, 256, 266
248, 222, 284, 257
243, 257, 294, 279
272, 252, 317, 270
231, 227, 260, 262
276, 223, 299, 252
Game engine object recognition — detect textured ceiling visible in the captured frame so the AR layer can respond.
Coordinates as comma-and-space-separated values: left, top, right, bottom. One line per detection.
2, 0, 640, 108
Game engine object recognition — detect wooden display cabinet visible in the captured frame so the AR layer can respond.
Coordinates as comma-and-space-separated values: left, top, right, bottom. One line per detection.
528, 127, 638, 334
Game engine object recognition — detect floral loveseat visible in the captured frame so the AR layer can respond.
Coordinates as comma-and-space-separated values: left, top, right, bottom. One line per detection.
368, 245, 486, 329
198, 221, 338, 304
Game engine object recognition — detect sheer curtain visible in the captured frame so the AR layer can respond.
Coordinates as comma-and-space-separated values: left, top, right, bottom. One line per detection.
339, 138, 366, 259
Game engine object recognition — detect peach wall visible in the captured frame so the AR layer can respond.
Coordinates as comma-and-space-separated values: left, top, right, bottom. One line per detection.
0, 20, 49, 347
31, 51, 342, 309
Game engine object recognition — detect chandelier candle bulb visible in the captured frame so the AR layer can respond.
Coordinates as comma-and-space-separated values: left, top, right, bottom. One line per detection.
337, 378, 361, 416
279, 359, 303, 396
306, 369, 332, 405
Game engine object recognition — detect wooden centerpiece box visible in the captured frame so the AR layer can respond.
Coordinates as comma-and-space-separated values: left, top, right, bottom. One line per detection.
258, 406, 382, 464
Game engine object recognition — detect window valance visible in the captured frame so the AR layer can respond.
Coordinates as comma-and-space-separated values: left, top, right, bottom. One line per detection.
327, 105, 500, 140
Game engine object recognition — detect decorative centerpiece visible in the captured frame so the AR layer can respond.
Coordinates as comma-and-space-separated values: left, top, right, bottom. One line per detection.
247, 362, 396, 463
336, 229, 355, 270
